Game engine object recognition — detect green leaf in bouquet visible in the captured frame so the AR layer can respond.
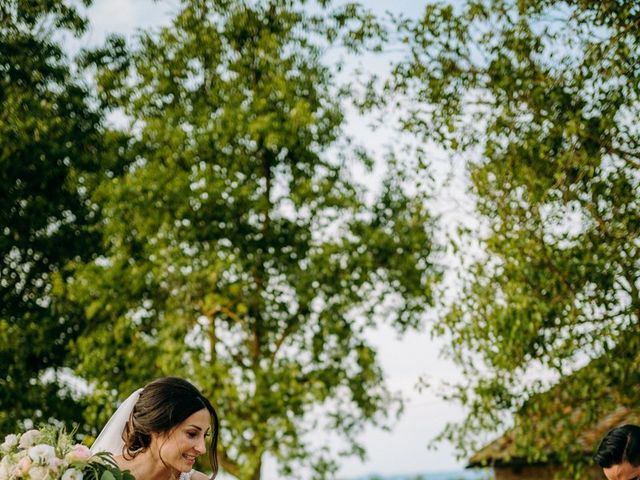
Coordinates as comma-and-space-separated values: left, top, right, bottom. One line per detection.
100, 470, 117, 480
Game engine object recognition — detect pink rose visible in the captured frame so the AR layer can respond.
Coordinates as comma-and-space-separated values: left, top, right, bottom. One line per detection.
49, 456, 65, 470
66, 444, 92, 463
14, 456, 32, 476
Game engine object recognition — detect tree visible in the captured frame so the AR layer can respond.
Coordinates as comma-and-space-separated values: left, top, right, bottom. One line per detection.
390, 0, 640, 474
0, 0, 114, 433
68, 1, 439, 479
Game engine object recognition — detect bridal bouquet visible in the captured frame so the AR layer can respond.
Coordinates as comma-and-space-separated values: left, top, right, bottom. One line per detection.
0, 427, 134, 480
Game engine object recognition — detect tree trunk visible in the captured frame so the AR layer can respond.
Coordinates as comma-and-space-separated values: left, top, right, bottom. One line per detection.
250, 459, 262, 480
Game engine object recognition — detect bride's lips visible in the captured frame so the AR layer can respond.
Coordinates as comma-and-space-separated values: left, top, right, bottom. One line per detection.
183, 454, 197, 465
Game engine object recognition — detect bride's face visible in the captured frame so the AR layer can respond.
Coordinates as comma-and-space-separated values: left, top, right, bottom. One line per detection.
154, 408, 211, 472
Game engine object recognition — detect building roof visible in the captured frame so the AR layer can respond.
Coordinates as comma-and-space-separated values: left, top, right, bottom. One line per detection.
468, 406, 640, 468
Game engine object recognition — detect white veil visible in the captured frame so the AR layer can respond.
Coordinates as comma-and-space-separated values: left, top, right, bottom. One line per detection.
90, 388, 143, 456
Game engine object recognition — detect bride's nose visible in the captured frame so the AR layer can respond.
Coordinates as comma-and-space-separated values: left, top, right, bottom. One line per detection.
194, 435, 206, 454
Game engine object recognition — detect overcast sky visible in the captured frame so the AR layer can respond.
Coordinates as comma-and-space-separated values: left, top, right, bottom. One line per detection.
67, 1, 479, 477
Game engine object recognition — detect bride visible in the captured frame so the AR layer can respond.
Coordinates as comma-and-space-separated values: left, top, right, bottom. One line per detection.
91, 377, 219, 480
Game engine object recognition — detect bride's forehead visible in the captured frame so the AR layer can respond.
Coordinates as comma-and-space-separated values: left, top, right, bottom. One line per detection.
179, 408, 211, 427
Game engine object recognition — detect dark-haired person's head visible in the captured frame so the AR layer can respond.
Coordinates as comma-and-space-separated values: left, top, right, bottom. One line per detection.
122, 377, 219, 479
595, 424, 640, 480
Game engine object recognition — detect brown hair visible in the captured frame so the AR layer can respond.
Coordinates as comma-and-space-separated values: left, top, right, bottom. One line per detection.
122, 377, 219, 478
595, 424, 640, 468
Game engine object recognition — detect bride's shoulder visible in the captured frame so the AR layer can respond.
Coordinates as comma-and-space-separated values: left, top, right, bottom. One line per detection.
187, 470, 210, 480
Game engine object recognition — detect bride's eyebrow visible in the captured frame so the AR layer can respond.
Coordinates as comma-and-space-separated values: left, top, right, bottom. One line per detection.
186, 424, 210, 434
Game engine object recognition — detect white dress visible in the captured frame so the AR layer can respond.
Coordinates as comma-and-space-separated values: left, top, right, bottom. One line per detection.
180, 472, 193, 480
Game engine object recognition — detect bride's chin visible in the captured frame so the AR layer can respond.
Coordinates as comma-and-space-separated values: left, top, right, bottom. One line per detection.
171, 465, 191, 475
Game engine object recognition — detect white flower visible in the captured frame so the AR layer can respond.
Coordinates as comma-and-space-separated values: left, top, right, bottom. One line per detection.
27, 465, 50, 480
0, 456, 14, 478
62, 467, 84, 480
28, 444, 57, 464
1, 433, 18, 451
18, 429, 41, 449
